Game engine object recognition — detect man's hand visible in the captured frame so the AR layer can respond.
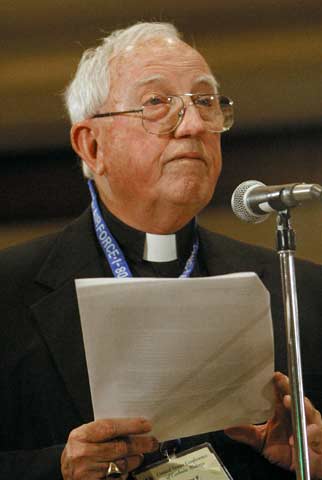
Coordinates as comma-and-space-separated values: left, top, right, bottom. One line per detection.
61, 417, 159, 480
225, 372, 322, 478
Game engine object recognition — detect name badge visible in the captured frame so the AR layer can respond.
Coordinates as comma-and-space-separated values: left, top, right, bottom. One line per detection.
134, 443, 233, 480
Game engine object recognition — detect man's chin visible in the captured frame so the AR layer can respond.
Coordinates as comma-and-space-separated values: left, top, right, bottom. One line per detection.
164, 183, 213, 210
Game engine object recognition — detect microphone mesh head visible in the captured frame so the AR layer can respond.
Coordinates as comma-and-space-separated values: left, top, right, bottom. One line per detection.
231, 180, 270, 223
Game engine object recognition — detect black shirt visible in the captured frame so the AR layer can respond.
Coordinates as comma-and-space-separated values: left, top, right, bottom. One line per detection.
100, 202, 208, 278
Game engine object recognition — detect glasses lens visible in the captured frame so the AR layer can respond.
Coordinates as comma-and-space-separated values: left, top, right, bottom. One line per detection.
219, 96, 234, 131
141, 94, 234, 135
142, 95, 183, 134
195, 95, 234, 132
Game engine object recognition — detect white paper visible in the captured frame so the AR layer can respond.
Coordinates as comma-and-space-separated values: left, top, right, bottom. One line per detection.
76, 273, 275, 441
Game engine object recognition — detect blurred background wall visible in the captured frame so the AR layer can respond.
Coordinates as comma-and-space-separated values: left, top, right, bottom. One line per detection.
1, 0, 322, 262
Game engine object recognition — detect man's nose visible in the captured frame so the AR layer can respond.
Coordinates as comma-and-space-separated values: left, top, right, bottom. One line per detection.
173, 103, 207, 138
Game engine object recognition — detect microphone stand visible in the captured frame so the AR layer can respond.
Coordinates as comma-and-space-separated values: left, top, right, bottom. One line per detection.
276, 210, 310, 480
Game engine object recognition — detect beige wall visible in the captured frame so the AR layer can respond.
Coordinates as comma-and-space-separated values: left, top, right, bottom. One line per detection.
2, 1, 322, 151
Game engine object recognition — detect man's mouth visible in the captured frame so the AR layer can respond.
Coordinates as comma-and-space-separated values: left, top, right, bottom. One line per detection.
170, 152, 204, 162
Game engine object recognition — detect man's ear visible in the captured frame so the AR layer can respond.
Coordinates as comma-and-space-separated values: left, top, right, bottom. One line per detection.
70, 122, 105, 175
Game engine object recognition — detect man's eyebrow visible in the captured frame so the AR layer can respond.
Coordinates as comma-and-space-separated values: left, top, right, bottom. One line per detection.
134, 75, 166, 88
192, 75, 219, 92
133, 73, 219, 91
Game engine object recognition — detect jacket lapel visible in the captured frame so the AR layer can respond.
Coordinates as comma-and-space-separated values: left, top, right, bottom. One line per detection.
198, 226, 267, 280
31, 281, 94, 423
29, 208, 108, 423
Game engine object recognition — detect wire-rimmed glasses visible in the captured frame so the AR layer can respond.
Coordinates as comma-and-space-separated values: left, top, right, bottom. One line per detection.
92, 93, 234, 135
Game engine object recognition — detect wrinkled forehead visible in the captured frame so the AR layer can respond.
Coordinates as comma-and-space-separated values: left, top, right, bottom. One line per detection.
109, 38, 217, 95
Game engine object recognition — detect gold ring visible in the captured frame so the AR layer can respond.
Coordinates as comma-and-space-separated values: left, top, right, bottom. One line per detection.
106, 461, 122, 479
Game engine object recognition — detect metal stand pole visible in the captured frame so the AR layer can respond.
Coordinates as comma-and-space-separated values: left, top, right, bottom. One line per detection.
276, 210, 310, 480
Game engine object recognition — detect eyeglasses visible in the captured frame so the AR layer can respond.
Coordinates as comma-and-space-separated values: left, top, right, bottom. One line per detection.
92, 93, 234, 135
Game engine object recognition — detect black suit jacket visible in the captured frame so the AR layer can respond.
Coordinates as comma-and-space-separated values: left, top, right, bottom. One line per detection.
1, 208, 321, 479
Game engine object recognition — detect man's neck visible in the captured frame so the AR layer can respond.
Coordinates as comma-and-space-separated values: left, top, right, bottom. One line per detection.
98, 197, 196, 264
97, 186, 200, 234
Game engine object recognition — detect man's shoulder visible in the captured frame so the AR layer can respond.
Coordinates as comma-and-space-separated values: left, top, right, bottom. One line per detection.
198, 225, 322, 276
0, 208, 93, 287
0, 231, 60, 276
1, 233, 71, 309
198, 225, 277, 261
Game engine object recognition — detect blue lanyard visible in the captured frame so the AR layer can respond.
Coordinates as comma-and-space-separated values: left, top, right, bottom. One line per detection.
88, 180, 199, 278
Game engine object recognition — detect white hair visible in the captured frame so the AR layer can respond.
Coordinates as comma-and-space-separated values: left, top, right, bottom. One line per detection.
64, 22, 181, 178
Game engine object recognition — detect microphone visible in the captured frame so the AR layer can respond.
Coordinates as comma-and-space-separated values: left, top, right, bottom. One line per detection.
231, 180, 322, 223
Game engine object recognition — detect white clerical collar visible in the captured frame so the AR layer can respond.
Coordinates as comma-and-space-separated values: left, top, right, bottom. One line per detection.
143, 233, 177, 262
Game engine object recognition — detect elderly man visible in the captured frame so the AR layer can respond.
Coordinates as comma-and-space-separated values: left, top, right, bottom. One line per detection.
0, 22, 321, 480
